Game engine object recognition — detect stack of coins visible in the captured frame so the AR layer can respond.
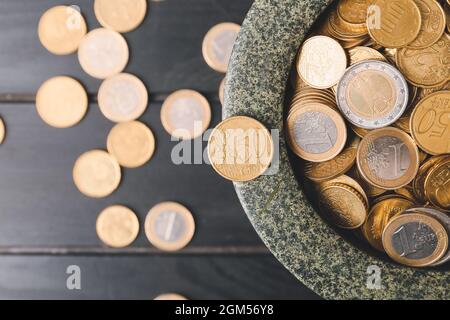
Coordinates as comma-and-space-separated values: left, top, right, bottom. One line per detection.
288, 0, 449, 267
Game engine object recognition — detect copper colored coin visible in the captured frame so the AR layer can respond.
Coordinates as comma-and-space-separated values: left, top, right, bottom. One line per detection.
107, 121, 155, 168
145, 202, 195, 252
357, 127, 420, 190
161, 90, 211, 140
202, 23, 240, 73
38, 5, 87, 55
424, 157, 450, 212
96, 205, 139, 248
319, 174, 369, 207
98, 73, 148, 123
412, 155, 448, 202
73, 150, 121, 198
337, 0, 369, 24
78, 28, 129, 79
287, 103, 347, 162
208, 116, 273, 182
36, 76, 88, 128
367, 0, 422, 48
410, 91, 450, 155
382, 213, 448, 267
94, 0, 147, 33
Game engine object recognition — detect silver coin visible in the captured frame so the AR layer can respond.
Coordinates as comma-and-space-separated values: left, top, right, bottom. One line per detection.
336, 60, 409, 129
406, 207, 450, 266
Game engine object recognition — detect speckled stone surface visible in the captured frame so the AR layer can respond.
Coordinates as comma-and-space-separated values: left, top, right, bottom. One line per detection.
224, 0, 449, 299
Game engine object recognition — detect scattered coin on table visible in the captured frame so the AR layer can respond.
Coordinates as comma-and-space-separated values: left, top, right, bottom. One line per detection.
145, 202, 195, 252
96, 205, 139, 248
94, 0, 147, 33
36, 76, 88, 128
107, 121, 155, 168
73, 149, 121, 198
38, 5, 87, 55
202, 22, 240, 73
161, 89, 211, 140
78, 28, 129, 79
154, 293, 188, 301
98, 73, 148, 122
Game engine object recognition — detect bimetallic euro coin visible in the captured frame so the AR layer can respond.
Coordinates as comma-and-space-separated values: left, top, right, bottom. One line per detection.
336, 60, 409, 129
382, 213, 448, 267
145, 202, 195, 252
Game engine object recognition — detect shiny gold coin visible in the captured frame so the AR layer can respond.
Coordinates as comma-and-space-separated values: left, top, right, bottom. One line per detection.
348, 46, 387, 65
73, 150, 121, 198
94, 0, 147, 33
411, 91, 450, 155
36, 76, 88, 128
98, 73, 148, 123
337, 0, 369, 24
351, 125, 371, 138
413, 155, 448, 202
362, 197, 414, 251
319, 174, 369, 207
319, 183, 368, 229
154, 293, 188, 301
107, 121, 155, 168
202, 23, 240, 73
350, 164, 388, 198
161, 90, 211, 140
145, 202, 195, 252
357, 127, 420, 190
408, 0, 446, 49
424, 157, 450, 212
78, 28, 129, 79
382, 213, 448, 267
38, 5, 87, 55
367, 0, 422, 48
287, 103, 347, 162
0, 117, 4, 144
208, 116, 273, 182
219, 77, 225, 106
297, 36, 347, 89
397, 34, 450, 88
96, 205, 139, 248
395, 185, 417, 202
304, 139, 358, 182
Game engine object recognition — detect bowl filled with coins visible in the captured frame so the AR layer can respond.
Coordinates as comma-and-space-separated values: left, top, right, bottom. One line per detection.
219, 0, 450, 299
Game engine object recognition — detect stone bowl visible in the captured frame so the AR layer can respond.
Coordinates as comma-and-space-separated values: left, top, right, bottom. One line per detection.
224, 0, 449, 299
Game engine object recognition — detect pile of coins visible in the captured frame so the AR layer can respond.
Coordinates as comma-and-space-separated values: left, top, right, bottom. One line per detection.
287, 0, 449, 267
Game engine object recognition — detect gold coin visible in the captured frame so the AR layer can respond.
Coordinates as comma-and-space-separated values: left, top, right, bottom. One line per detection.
424, 157, 450, 212
154, 293, 188, 301
161, 90, 211, 140
351, 125, 371, 138
395, 185, 417, 202
38, 5, 87, 55
367, 0, 422, 48
202, 23, 240, 73
145, 202, 195, 252
413, 155, 447, 202
208, 116, 273, 182
397, 34, 450, 88
0, 117, 6, 144
94, 0, 147, 33
411, 91, 450, 155
78, 28, 129, 79
287, 103, 347, 162
348, 46, 387, 65
297, 36, 347, 89
337, 0, 369, 24
351, 167, 388, 198
107, 121, 155, 168
73, 150, 121, 198
357, 127, 420, 190
36, 76, 88, 128
304, 140, 358, 182
382, 213, 448, 267
219, 77, 225, 106
407, 0, 446, 49
98, 73, 148, 123
362, 197, 414, 251
319, 174, 369, 207
96, 205, 139, 248
319, 183, 368, 229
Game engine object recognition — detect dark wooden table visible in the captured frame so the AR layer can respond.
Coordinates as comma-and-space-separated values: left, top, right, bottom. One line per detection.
0, 0, 318, 299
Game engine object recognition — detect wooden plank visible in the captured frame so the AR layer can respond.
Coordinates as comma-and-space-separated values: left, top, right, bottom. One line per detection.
0, 0, 252, 94
0, 101, 263, 248
0, 255, 319, 299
